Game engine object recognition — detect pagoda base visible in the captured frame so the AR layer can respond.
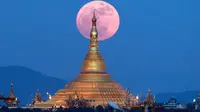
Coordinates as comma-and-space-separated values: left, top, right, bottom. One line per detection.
35, 73, 138, 108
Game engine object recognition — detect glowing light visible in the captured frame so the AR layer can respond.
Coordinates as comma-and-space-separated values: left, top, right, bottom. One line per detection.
47, 92, 52, 100
193, 99, 196, 102
49, 95, 52, 100
136, 95, 139, 100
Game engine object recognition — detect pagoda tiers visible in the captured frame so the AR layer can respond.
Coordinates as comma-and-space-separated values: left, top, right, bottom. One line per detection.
35, 11, 138, 107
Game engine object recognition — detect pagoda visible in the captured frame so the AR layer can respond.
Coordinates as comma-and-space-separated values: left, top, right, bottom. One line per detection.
32, 89, 44, 106
35, 11, 138, 107
5, 81, 19, 107
143, 89, 156, 107
193, 92, 200, 110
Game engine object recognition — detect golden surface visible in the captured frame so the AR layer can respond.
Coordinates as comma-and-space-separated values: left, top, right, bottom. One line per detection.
34, 11, 138, 107
81, 51, 106, 73
81, 11, 106, 73
35, 73, 138, 107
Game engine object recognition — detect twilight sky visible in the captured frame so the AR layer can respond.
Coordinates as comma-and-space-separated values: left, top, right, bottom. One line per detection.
0, 0, 199, 93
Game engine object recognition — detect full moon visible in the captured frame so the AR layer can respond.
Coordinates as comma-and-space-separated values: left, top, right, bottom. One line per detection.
76, 1, 120, 40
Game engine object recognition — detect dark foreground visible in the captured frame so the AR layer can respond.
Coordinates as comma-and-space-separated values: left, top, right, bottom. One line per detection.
0, 106, 192, 112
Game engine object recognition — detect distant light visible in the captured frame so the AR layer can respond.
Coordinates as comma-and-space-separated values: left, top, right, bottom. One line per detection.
49, 95, 52, 99
193, 99, 196, 102
136, 95, 139, 100
46, 92, 49, 95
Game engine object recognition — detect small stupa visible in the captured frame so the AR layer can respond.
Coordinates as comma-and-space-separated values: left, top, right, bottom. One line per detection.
5, 81, 19, 107
32, 89, 43, 105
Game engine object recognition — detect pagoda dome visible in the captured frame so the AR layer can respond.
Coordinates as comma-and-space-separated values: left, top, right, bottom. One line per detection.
168, 98, 177, 104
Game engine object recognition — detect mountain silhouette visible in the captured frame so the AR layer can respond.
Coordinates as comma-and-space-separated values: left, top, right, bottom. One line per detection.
0, 65, 66, 106
0, 65, 198, 106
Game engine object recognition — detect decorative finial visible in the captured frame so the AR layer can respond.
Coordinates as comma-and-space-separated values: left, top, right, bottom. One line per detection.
92, 9, 97, 24
10, 80, 13, 88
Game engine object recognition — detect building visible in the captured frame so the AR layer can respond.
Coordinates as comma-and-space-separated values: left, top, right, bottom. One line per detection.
163, 97, 183, 109
193, 92, 200, 110
144, 89, 156, 107
31, 90, 44, 106
34, 11, 138, 108
4, 81, 19, 107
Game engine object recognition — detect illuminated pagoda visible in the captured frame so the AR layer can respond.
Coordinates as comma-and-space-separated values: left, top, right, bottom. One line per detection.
35, 11, 138, 107
5, 81, 19, 107
31, 89, 44, 106
143, 89, 156, 107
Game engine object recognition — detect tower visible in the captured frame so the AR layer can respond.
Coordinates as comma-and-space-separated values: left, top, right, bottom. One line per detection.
144, 89, 155, 107
32, 89, 43, 106
9, 81, 15, 98
5, 81, 19, 107
34, 11, 138, 107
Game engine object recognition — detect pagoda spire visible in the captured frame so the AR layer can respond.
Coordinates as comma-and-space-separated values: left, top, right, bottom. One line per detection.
89, 9, 99, 52
9, 80, 15, 98
81, 9, 106, 74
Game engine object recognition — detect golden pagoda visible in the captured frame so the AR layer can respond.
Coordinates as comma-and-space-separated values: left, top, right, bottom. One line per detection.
35, 11, 138, 107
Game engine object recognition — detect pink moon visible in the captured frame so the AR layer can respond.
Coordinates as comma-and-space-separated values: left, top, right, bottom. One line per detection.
76, 1, 120, 41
